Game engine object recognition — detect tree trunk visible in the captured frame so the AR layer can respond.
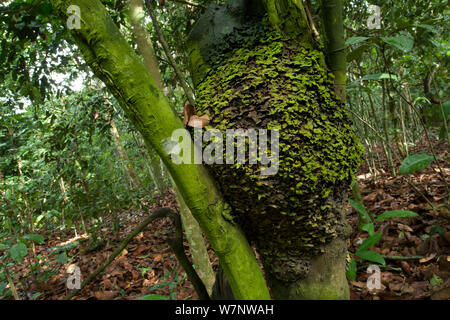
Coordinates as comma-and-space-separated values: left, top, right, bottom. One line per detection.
50, 0, 270, 299
110, 119, 142, 190
128, 0, 215, 294
172, 184, 216, 295
187, 0, 362, 299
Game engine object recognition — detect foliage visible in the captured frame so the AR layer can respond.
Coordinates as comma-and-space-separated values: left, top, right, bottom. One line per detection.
342, 0, 449, 177
139, 267, 187, 300
398, 153, 435, 175
346, 199, 420, 279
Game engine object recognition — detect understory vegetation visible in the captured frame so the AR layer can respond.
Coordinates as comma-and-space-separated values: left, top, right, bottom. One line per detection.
0, 0, 448, 300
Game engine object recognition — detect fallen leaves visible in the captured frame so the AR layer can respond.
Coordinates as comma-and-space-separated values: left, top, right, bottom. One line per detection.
419, 253, 437, 263
400, 261, 412, 275
134, 245, 151, 257
348, 138, 449, 300
431, 287, 450, 300
94, 291, 117, 300
6, 190, 204, 301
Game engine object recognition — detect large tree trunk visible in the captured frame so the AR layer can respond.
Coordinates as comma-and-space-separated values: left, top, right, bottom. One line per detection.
187, 0, 362, 299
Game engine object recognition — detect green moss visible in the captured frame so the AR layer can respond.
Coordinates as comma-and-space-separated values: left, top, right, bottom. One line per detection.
194, 30, 363, 279
51, 0, 271, 299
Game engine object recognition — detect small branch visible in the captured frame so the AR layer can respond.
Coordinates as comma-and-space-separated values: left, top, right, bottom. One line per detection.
405, 178, 436, 211
167, 0, 206, 9
0, 0, 44, 15
4, 266, 20, 300
346, 107, 388, 143
304, 0, 321, 42
344, 25, 360, 35
65, 208, 209, 300
423, 64, 450, 105
382, 255, 424, 260
145, 1, 196, 106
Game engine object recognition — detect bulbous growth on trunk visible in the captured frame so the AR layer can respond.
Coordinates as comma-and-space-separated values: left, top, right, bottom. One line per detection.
188, 1, 362, 297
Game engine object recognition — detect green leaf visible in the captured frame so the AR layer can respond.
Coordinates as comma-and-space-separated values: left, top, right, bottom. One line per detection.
346, 37, 369, 46
356, 73, 398, 82
148, 281, 170, 291
23, 234, 45, 244
0, 282, 8, 293
347, 44, 370, 62
356, 233, 382, 253
375, 210, 419, 221
416, 24, 435, 32
9, 243, 28, 263
348, 199, 372, 226
430, 274, 443, 287
441, 101, 450, 119
0, 282, 11, 298
57, 252, 68, 263
139, 294, 169, 300
381, 35, 414, 52
398, 154, 435, 175
346, 258, 357, 281
356, 250, 386, 265
430, 226, 444, 236
361, 223, 375, 236
31, 292, 42, 300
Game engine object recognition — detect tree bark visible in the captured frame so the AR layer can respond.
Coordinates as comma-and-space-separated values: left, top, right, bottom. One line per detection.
50, 0, 270, 300
187, 0, 360, 299
128, 0, 215, 294
110, 118, 142, 190
320, 0, 347, 101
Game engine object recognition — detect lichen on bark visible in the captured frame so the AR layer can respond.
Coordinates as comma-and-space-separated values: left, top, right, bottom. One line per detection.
188, 2, 363, 286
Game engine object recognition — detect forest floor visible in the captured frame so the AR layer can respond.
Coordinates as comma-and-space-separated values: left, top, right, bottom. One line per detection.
6, 138, 449, 300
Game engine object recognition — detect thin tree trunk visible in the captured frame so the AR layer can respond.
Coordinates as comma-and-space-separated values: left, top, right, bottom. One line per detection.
171, 182, 216, 295
145, 1, 196, 106
110, 118, 141, 190
129, 0, 164, 90
4, 266, 20, 300
128, 0, 215, 294
131, 132, 166, 193
58, 176, 67, 228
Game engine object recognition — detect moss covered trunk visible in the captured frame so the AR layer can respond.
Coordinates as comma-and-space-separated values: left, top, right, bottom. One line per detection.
50, 0, 270, 299
128, 0, 215, 293
187, 0, 362, 299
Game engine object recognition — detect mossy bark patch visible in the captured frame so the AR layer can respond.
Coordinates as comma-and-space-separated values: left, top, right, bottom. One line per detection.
191, 27, 363, 282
